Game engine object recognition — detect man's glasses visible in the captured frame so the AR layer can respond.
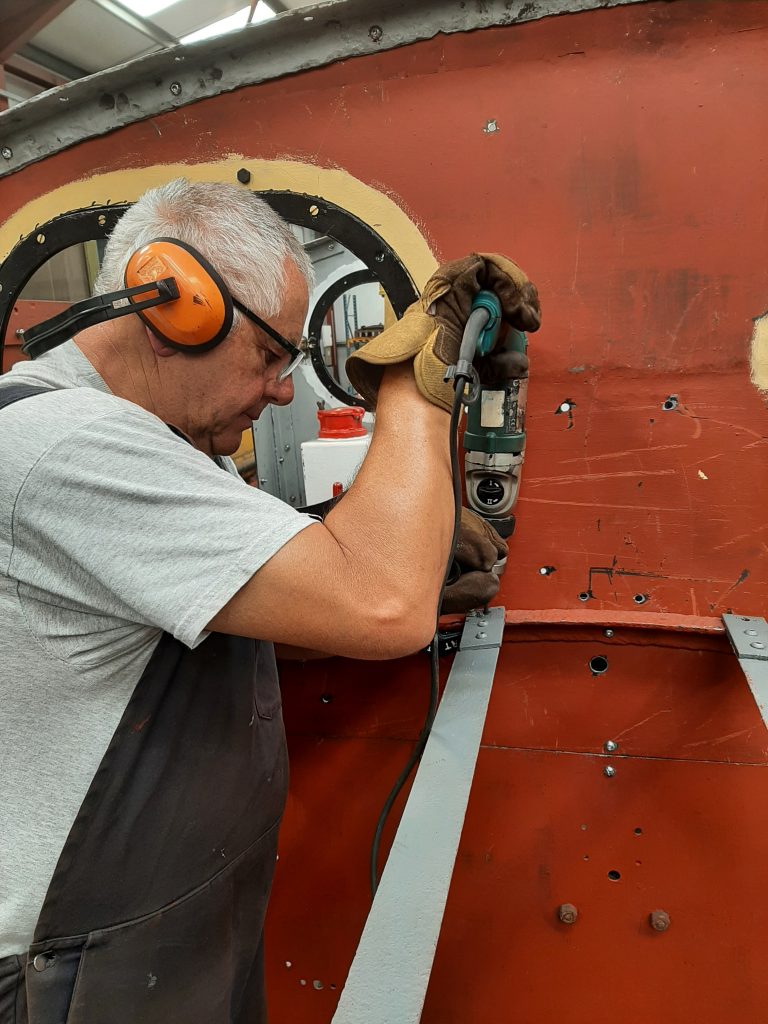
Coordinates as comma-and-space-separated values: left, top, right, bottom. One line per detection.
233, 298, 305, 382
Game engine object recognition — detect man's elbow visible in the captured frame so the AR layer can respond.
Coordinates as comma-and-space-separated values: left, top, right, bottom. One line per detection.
361, 595, 436, 660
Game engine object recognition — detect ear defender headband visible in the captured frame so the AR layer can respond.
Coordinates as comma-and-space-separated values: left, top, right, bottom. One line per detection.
19, 238, 234, 359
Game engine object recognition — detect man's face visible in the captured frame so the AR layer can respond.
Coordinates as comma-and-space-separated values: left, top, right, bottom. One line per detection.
189, 260, 309, 456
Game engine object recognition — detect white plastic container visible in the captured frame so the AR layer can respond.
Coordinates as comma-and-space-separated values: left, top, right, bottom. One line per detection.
301, 407, 372, 505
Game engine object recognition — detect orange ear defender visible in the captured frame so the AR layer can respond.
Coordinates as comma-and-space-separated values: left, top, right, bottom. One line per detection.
20, 238, 234, 359
124, 238, 233, 352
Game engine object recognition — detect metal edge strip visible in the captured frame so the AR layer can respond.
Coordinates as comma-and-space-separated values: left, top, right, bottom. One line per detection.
331, 606, 505, 1024
0, 0, 652, 178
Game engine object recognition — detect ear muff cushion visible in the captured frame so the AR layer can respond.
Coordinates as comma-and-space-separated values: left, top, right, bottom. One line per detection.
124, 238, 234, 351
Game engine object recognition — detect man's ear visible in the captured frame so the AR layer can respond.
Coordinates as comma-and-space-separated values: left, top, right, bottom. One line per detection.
146, 327, 179, 358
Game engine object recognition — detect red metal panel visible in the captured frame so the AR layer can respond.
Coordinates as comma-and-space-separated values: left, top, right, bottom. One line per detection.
3, 2, 768, 1019
3, 299, 69, 370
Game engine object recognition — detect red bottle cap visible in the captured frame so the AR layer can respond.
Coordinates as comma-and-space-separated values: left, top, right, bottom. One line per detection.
317, 407, 367, 439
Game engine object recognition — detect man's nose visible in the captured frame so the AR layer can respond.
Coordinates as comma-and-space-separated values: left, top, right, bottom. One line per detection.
265, 374, 295, 406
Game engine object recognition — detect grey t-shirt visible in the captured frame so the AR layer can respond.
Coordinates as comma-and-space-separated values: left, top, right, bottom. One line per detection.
0, 342, 313, 957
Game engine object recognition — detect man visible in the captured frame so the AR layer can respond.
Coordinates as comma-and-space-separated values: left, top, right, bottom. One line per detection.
0, 178, 540, 1022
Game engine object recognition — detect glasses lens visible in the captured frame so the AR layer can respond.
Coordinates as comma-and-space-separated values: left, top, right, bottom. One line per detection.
276, 350, 305, 383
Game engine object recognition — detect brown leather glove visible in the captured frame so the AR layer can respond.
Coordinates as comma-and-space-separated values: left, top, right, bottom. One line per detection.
441, 508, 509, 614
346, 253, 540, 413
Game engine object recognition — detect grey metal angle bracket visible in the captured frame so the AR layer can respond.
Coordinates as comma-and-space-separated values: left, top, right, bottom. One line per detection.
331, 606, 504, 1024
722, 613, 768, 730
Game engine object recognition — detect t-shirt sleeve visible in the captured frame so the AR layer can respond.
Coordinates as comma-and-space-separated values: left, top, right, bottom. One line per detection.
8, 403, 315, 648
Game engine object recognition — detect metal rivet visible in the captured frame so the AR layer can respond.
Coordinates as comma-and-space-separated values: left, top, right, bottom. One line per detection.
289, 495, 296, 502
1, 146, 12, 160
558, 401, 571, 413
649, 909, 671, 932
170, 81, 182, 96
557, 903, 578, 925
284, 444, 291, 451
259, 478, 267, 485
237, 167, 251, 184
313, 980, 324, 990
374, 251, 385, 263
32, 952, 55, 972
278, 457, 284, 464
603, 766, 616, 778
477, 619, 488, 627
476, 632, 487, 639
369, 24, 383, 41
604, 740, 618, 753
750, 641, 766, 650
745, 629, 758, 636
603, 628, 614, 638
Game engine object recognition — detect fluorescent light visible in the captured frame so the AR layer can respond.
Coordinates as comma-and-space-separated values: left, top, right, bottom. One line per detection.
123, 0, 183, 17
181, 2, 274, 45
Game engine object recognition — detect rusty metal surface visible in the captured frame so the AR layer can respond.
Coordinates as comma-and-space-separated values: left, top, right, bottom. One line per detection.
0, 0, 651, 177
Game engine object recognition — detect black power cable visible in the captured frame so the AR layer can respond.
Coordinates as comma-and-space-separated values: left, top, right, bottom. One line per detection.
369, 375, 469, 897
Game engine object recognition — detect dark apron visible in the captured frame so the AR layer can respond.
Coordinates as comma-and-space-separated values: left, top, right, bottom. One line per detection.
0, 385, 288, 1024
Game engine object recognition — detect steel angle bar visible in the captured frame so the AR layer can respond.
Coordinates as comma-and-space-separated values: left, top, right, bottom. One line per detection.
722, 613, 768, 730
331, 606, 504, 1024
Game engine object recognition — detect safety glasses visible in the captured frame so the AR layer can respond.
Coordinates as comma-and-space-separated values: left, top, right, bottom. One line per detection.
233, 298, 305, 382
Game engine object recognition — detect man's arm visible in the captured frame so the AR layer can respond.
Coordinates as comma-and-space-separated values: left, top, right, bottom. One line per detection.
207, 364, 453, 659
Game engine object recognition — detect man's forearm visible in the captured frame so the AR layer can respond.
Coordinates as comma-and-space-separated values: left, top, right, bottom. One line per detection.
324, 363, 454, 624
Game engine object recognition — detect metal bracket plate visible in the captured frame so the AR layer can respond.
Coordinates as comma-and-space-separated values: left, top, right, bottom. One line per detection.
331, 607, 505, 1024
722, 614, 768, 730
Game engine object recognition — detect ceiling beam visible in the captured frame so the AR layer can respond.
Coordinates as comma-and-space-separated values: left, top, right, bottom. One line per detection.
18, 43, 86, 81
90, 0, 179, 48
0, 0, 77, 63
5, 52, 70, 89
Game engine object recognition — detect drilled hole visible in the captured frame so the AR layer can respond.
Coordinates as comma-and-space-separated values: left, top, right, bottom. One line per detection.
633, 593, 648, 605
578, 591, 590, 602
320, 693, 333, 704
608, 869, 621, 881
662, 395, 678, 411
634, 827, 643, 836
589, 655, 608, 676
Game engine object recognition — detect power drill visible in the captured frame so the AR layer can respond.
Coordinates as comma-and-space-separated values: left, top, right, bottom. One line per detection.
463, 291, 528, 543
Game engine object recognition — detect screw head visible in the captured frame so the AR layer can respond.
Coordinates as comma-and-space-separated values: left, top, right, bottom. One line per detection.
236, 167, 251, 184
603, 765, 616, 778
368, 24, 383, 41
557, 903, 578, 925
604, 740, 618, 753
170, 81, 182, 96
649, 909, 671, 932
603, 628, 614, 638
1, 146, 12, 160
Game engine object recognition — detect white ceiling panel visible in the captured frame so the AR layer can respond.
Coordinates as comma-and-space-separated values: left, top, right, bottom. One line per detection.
33, 0, 160, 74
151, 0, 251, 39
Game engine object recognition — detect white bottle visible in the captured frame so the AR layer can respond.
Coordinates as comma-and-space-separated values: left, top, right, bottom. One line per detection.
301, 407, 371, 505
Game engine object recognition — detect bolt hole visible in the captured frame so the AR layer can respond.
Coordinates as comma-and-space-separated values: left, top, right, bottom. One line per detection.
320, 693, 333, 704
578, 591, 590, 602
589, 655, 608, 676
313, 980, 323, 990
635, 860, 642, 866
309, 204, 320, 217
634, 827, 643, 836
583, 854, 589, 861
330, 984, 337, 991
36, 233, 45, 244
633, 593, 648, 605
607, 870, 621, 881
662, 395, 678, 411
